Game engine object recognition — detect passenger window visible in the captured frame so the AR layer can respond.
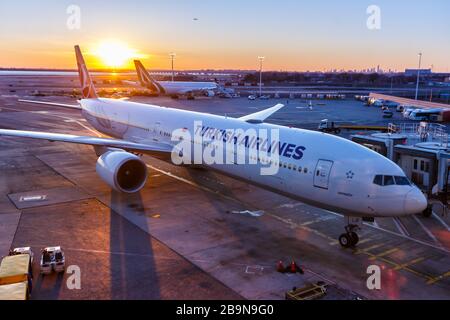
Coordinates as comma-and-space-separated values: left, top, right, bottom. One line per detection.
298, 167, 302, 172
373, 175, 383, 186
304, 167, 308, 174
384, 175, 395, 186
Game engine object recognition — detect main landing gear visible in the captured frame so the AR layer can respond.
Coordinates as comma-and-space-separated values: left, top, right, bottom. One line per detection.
339, 216, 361, 248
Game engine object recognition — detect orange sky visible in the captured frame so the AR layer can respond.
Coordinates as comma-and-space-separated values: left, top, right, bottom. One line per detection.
0, 1, 449, 72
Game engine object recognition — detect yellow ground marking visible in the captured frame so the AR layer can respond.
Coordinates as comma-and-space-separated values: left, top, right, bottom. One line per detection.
368, 248, 399, 260
426, 270, 450, 285
146, 164, 444, 285
354, 243, 384, 254
393, 257, 425, 271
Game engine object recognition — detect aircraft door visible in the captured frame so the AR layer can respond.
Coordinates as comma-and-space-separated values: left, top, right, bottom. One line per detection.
314, 159, 333, 189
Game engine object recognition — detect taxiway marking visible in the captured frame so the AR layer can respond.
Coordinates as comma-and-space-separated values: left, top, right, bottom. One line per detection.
145, 163, 449, 285
412, 215, 443, 247
368, 248, 399, 260
432, 211, 450, 232
393, 257, 425, 271
427, 270, 450, 285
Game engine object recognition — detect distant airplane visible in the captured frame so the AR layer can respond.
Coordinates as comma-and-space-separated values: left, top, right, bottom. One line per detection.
132, 60, 218, 99
0, 45, 428, 248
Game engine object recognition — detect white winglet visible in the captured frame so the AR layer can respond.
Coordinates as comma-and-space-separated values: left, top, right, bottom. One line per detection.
238, 103, 285, 123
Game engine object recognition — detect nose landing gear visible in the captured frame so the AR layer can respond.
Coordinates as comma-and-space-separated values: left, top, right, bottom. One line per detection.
339, 226, 359, 247
339, 216, 361, 248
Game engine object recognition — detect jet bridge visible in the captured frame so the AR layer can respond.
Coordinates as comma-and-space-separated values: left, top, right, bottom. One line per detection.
351, 122, 450, 215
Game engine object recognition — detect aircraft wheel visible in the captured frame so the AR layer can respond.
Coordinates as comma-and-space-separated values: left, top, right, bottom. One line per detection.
349, 232, 359, 246
339, 233, 352, 248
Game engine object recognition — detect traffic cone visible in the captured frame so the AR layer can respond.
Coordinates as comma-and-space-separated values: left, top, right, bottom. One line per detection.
290, 260, 298, 273
276, 260, 285, 273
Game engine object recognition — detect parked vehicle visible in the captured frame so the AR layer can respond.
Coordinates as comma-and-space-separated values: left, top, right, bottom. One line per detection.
383, 101, 398, 108
0, 254, 32, 300
40, 246, 65, 274
248, 95, 256, 100
383, 110, 394, 118
40, 249, 52, 275
10, 247, 34, 264
318, 119, 341, 134
53, 248, 65, 273
402, 107, 417, 118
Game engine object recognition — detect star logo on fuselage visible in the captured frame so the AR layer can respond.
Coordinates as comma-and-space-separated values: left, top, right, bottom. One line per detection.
346, 170, 355, 179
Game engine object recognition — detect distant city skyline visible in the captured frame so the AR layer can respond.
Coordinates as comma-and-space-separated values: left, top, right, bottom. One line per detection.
0, 0, 449, 72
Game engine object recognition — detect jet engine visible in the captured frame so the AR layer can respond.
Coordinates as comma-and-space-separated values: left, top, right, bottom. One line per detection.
96, 150, 148, 193
204, 90, 215, 97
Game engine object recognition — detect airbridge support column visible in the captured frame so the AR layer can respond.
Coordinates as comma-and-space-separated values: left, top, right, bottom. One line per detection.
436, 151, 450, 194
386, 138, 394, 160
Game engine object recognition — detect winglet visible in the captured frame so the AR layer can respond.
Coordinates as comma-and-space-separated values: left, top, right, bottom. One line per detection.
239, 103, 285, 123
134, 60, 165, 94
75, 45, 98, 99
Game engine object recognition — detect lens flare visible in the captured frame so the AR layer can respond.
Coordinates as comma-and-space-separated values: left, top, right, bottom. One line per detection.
91, 40, 146, 68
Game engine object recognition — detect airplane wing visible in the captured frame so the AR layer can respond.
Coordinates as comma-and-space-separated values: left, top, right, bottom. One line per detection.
239, 103, 285, 123
18, 99, 81, 110
0, 129, 173, 157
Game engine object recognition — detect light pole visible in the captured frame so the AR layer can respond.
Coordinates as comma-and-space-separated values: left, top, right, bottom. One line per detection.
415, 52, 422, 100
169, 52, 176, 82
258, 56, 264, 97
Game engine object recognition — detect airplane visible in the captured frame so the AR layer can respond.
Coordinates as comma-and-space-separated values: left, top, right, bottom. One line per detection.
131, 60, 218, 99
0, 45, 428, 248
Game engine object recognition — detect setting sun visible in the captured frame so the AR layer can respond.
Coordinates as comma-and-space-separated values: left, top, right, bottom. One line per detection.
91, 40, 146, 68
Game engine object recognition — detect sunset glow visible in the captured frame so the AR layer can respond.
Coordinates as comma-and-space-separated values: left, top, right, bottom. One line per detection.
0, 1, 448, 71
90, 40, 147, 68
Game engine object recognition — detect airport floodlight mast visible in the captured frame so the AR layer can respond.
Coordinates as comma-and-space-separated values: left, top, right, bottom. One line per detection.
415, 52, 422, 100
258, 56, 264, 97
169, 52, 176, 82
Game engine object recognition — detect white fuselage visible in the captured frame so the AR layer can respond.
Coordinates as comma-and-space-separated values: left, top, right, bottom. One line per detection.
155, 81, 217, 95
81, 98, 426, 218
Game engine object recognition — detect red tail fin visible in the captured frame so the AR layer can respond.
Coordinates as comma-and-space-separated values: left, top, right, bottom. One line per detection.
75, 45, 98, 99
134, 60, 165, 94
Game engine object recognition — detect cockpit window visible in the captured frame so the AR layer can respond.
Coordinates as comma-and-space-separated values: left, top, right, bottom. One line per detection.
384, 176, 395, 186
394, 176, 411, 186
373, 175, 383, 186
373, 175, 411, 186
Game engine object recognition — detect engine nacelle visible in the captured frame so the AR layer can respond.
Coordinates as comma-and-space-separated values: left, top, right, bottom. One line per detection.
204, 90, 215, 97
96, 151, 148, 193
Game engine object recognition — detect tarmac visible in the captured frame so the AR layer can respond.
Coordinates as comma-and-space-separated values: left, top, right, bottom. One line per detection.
0, 74, 449, 299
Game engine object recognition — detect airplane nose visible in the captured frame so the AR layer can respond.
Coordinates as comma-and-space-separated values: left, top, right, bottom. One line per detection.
403, 188, 427, 215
